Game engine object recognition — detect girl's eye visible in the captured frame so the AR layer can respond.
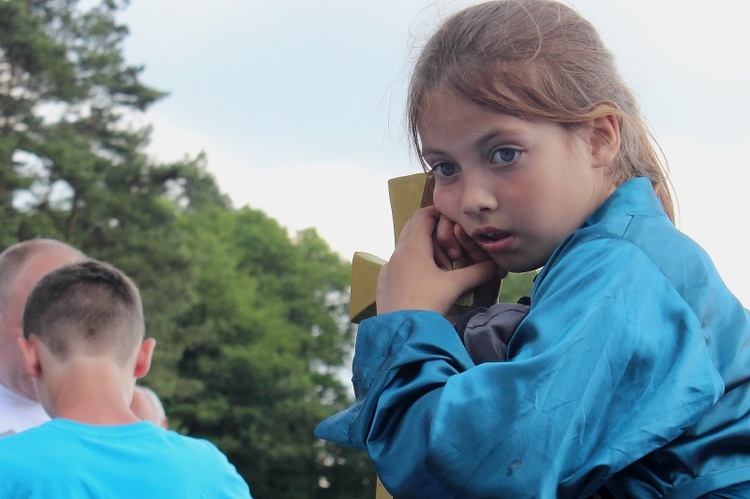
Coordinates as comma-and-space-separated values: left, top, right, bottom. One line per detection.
491, 147, 521, 165
431, 162, 458, 178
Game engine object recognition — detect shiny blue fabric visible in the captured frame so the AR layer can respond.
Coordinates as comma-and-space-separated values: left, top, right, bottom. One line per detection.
315, 178, 750, 498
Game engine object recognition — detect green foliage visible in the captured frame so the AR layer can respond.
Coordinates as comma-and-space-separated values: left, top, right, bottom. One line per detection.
166, 208, 370, 498
499, 271, 536, 303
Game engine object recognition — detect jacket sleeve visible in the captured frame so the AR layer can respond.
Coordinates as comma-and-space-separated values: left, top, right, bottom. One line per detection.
315, 239, 725, 498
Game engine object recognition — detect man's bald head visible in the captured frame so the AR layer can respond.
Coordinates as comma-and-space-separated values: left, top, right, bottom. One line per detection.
0, 239, 85, 399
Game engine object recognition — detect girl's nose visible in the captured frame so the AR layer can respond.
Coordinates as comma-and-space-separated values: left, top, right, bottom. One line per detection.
461, 170, 498, 216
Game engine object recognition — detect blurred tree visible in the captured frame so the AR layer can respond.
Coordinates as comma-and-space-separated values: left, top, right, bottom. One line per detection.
171, 207, 373, 499
0, 0, 170, 244
0, 1, 375, 497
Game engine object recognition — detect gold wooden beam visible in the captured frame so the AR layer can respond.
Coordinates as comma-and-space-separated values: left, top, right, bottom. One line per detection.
350, 172, 433, 323
350, 172, 473, 323
349, 172, 475, 499
375, 477, 392, 499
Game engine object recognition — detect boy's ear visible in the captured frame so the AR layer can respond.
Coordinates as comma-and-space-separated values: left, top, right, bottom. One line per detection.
17, 335, 42, 378
133, 337, 156, 379
589, 111, 621, 168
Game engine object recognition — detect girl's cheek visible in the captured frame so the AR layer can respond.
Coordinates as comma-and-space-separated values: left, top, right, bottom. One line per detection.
432, 190, 450, 215
433, 200, 451, 220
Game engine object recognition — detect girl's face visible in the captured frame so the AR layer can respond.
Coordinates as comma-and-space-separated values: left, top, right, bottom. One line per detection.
419, 93, 615, 273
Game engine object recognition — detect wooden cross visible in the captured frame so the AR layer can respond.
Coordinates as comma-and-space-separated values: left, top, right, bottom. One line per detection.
349, 172, 475, 499
350, 172, 473, 323
350, 172, 434, 323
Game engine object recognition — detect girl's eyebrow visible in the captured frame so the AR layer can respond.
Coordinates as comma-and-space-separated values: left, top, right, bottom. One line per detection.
420, 145, 446, 157
475, 128, 528, 149
422, 127, 528, 157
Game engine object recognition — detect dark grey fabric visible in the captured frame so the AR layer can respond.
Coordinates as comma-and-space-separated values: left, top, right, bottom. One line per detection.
456, 299, 530, 364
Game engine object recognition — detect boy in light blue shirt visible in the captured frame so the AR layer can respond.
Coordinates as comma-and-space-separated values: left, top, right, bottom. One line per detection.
0, 259, 252, 498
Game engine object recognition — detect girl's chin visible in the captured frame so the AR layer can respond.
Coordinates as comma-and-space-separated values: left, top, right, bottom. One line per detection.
489, 255, 542, 275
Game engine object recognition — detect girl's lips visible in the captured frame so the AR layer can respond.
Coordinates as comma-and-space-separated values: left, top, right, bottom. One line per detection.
472, 228, 514, 253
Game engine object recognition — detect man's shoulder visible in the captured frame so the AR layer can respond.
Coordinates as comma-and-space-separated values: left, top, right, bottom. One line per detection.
0, 383, 51, 434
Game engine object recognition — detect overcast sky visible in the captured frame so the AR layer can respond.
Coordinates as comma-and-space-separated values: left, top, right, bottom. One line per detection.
117, 0, 750, 307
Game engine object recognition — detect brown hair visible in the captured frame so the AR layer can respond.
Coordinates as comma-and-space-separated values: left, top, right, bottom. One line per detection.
407, 0, 675, 222
23, 259, 145, 365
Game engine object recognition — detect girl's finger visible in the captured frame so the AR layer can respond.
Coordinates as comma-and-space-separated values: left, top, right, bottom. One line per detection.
435, 215, 462, 261
450, 260, 501, 297
455, 224, 490, 263
397, 206, 439, 246
433, 235, 452, 271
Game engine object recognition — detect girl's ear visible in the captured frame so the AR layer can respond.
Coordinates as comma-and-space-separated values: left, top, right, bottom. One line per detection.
589, 111, 621, 168
17, 335, 42, 378
134, 337, 155, 379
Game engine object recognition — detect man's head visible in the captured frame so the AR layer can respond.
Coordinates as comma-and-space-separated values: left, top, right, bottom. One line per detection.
131, 385, 168, 429
0, 239, 85, 400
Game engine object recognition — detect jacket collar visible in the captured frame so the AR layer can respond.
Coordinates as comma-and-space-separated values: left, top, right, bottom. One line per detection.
584, 177, 666, 228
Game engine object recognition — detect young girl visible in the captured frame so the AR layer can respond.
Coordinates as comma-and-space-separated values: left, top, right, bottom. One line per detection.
316, 1, 750, 497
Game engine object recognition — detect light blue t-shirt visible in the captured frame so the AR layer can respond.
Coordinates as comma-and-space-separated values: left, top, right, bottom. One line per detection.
0, 418, 252, 498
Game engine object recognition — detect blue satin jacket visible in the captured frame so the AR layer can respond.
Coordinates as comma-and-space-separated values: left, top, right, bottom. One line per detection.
315, 178, 750, 498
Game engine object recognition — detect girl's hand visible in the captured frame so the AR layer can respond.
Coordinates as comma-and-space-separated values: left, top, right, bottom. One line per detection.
376, 206, 500, 316
434, 213, 508, 316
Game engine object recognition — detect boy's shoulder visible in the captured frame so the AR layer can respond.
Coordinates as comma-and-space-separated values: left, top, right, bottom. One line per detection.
0, 418, 236, 474
0, 419, 56, 444
0, 421, 57, 475
0, 420, 251, 497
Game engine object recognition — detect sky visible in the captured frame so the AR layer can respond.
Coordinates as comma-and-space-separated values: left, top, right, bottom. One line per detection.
117, 0, 749, 307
